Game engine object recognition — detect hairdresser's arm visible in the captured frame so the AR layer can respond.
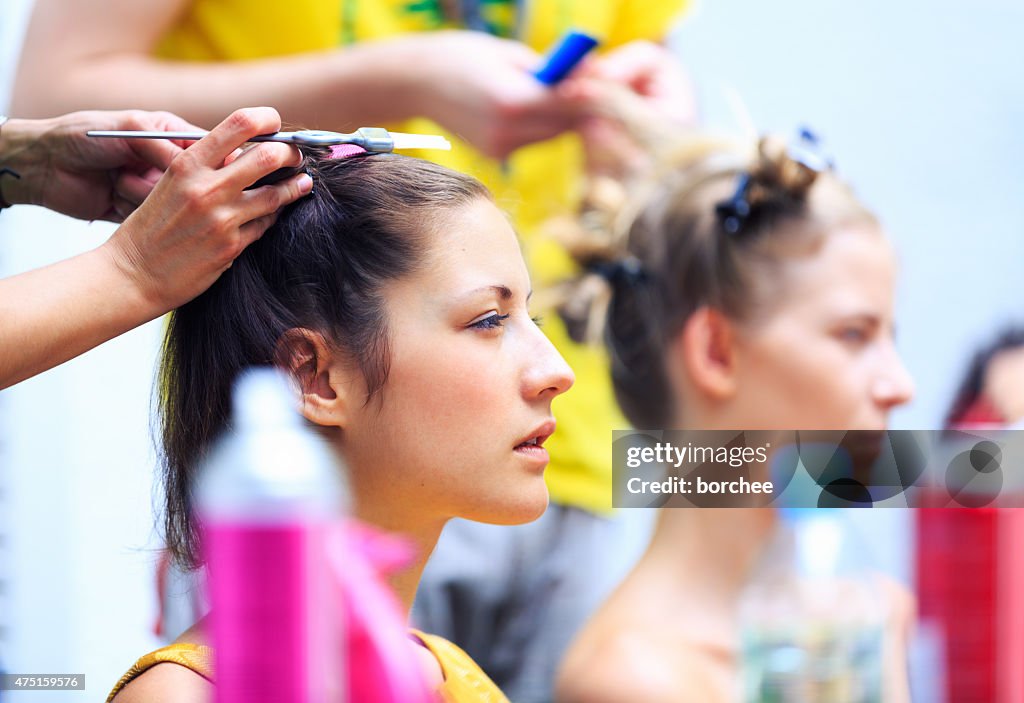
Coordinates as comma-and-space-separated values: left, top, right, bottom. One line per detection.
13, 0, 582, 159
0, 110, 203, 221
0, 107, 312, 389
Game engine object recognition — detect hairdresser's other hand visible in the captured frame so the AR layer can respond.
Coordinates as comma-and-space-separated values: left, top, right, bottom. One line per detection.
403, 31, 585, 160
0, 110, 205, 221
102, 106, 312, 312
565, 40, 698, 177
578, 40, 697, 125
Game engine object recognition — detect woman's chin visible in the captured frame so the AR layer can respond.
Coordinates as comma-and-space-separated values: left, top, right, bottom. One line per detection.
465, 485, 550, 526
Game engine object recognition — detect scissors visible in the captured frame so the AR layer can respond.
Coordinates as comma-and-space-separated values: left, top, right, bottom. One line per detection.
86, 127, 451, 152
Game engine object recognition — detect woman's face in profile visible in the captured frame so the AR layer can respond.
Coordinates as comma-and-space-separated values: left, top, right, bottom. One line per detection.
730, 225, 914, 431
338, 197, 575, 526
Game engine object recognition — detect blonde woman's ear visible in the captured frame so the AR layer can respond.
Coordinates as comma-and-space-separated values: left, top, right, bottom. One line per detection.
674, 307, 738, 402
275, 328, 355, 428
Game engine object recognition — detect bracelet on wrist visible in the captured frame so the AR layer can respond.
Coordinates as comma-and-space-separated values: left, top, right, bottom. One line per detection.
0, 115, 22, 211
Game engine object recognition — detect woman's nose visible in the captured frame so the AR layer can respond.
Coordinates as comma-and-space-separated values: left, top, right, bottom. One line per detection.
524, 328, 575, 400
873, 345, 915, 410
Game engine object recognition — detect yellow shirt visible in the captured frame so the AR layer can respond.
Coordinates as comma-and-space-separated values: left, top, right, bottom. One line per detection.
105, 631, 507, 702
156, 0, 688, 512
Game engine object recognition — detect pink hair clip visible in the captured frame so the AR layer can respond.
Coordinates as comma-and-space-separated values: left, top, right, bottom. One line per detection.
329, 144, 368, 159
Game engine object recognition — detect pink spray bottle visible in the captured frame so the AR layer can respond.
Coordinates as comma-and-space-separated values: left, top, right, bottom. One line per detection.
197, 368, 346, 703
196, 367, 434, 703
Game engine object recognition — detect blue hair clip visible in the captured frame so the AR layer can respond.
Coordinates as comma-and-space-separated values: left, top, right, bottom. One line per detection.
788, 127, 833, 173
715, 127, 833, 235
714, 172, 753, 235
589, 257, 648, 287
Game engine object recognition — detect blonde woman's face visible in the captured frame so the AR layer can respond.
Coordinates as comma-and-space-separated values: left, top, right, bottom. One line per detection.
339, 198, 574, 527
731, 225, 914, 431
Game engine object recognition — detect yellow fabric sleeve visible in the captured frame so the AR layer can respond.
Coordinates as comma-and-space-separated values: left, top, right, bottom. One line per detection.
607, 0, 691, 47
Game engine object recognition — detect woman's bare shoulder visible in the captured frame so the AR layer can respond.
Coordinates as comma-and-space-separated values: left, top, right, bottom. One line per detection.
556, 626, 689, 703
110, 661, 212, 703
112, 622, 212, 703
557, 624, 736, 703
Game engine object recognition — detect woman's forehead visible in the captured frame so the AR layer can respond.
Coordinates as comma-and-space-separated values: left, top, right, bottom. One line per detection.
384, 199, 529, 306
421, 200, 527, 278
747, 225, 894, 321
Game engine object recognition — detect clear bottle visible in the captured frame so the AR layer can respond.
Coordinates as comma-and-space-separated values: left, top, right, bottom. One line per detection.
197, 368, 347, 703
738, 509, 886, 703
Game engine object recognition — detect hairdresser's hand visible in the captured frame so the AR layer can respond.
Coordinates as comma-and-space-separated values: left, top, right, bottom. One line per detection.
577, 41, 697, 125
403, 32, 586, 160
102, 107, 312, 312
0, 110, 204, 221
565, 41, 698, 177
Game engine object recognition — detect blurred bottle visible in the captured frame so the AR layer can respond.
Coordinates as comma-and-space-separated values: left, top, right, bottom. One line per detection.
197, 367, 347, 703
738, 509, 885, 703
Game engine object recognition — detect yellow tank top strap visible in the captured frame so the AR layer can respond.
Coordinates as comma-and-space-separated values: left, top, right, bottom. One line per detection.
105, 642, 213, 702
108, 634, 505, 703
410, 628, 511, 702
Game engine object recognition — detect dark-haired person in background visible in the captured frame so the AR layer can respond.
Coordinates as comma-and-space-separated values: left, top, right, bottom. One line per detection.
915, 325, 1024, 701
944, 326, 1024, 428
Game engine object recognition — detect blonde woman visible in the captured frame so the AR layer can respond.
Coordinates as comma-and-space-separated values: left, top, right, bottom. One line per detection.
552, 134, 914, 702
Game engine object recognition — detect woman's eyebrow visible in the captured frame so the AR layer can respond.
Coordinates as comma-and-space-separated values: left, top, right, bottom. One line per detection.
459, 286, 532, 302
462, 285, 513, 300
841, 312, 881, 325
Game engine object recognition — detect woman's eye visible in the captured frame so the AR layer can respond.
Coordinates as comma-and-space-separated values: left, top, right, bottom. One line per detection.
531, 314, 544, 328
838, 327, 869, 344
470, 313, 510, 330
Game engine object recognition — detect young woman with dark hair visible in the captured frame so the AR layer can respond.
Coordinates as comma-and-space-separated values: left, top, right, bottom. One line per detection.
108, 149, 574, 703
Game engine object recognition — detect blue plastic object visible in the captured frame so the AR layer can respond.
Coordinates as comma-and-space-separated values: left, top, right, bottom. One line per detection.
533, 30, 599, 85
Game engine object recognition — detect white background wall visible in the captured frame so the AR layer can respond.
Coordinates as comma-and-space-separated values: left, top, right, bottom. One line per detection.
1, 0, 1022, 701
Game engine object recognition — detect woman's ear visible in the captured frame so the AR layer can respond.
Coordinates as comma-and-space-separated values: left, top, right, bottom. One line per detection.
670, 307, 739, 401
275, 328, 357, 428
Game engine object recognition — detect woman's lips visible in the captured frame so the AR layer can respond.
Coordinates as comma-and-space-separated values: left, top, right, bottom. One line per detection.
513, 420, 556, 468
513, 442, 550, 468
515, 420, 556, 448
